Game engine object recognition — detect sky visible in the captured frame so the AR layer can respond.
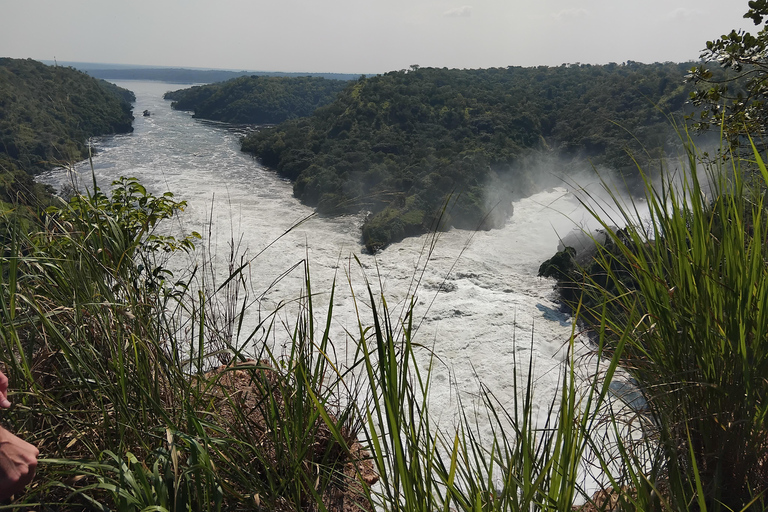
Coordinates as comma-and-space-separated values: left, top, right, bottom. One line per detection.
0, 0, 755, 74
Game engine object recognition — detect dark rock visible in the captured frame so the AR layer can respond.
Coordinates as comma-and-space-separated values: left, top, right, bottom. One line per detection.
538, 246, 577, 279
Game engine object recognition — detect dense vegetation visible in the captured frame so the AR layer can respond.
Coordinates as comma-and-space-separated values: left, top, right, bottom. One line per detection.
688, 0, 768, 148
533, 6, 768, 506
0, 58, 135, 176
0, 169, 608, 511
241, 62, 698, 251
539, 141, 768, 510
0, 57, 135, 227
164, 75, 349, 124
6, 2, 768, 509
8, 124, 768, 512
82, 66, 360, 84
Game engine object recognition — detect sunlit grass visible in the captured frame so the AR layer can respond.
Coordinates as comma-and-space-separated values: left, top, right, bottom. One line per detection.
2, 132, 768, 511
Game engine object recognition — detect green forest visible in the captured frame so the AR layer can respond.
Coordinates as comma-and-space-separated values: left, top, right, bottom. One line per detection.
0, 58, 135, 207
164, 75, 349, 124
82, 66, 360, 84
235, 62, 700, 251
7, 0, 768, 508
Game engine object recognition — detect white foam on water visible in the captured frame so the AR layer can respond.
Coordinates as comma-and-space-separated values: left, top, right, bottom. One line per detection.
38, 80, 633, 496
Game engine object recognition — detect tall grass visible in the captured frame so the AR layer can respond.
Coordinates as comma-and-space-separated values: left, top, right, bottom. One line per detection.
4, 134, 768, 511
351, 283, 625, 511
0, 170, 628, 511
572, 137, 768, 510
0, 176, 369, 510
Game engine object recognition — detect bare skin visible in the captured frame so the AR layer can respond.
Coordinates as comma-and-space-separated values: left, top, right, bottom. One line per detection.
0, 372, 9, 409
0, 371, 38, 500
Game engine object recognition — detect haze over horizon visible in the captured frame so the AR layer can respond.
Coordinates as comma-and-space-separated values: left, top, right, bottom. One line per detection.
1, 0, 754, 75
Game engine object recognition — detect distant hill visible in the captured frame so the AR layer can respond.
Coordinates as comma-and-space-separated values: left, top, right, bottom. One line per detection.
0, 58, 135, 207
164, 76, 349, 124
241, 62, 703, 251
75, 66, 361, 84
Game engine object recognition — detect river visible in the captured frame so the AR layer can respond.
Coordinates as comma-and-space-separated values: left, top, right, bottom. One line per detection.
38, 79, 607, 460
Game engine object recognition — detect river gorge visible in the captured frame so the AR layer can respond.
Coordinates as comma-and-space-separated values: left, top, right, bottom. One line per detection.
39, 79, 617, 490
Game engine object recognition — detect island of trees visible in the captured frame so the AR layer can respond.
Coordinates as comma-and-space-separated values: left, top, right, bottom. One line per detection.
164, 75, 349, 125
228, 62, 698, 251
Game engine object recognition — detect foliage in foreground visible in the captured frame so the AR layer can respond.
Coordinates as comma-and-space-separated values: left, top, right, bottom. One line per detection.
0, 175, 375, 510
6, 142, 768, 511
0, 168, 628, 511
597, 146, 768, 510
541, 137, 768, 510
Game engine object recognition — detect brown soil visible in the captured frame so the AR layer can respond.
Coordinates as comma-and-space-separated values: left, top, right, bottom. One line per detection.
575, 486, 651, 512
204, 360, 378, 512
575, 488, 624, 511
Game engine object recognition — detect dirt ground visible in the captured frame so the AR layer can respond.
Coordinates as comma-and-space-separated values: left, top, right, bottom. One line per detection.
205, 360, 378, 512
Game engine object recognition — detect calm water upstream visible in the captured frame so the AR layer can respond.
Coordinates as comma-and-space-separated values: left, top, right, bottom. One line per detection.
39, 79, 605, 451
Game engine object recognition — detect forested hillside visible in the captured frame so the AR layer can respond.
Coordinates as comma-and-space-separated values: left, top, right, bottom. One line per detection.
83, 66, 360, 84
0, 58, 135, 206
164, 76, 349, 124
241, 62, 698, 251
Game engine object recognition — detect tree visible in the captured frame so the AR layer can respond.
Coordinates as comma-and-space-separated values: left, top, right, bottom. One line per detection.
688, 1, 768, 146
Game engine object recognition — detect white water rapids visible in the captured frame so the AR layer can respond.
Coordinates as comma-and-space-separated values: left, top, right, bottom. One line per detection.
38, 80, 623, 493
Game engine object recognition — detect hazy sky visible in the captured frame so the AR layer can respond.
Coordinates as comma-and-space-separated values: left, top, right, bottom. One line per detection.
0, 0, 754, 74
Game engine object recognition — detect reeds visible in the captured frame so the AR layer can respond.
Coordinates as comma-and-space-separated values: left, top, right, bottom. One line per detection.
0, 176, 368, 510
573, 135, 768, 510
2, 133, 767, 511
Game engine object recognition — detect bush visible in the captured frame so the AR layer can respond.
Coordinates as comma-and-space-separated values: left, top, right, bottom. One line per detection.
11, 137, 768, 511
571, 139, 768, 510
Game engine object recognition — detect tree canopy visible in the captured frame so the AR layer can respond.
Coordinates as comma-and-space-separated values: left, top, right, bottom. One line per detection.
83, 66, 360, 84
164, 76, 349, 125
241, 63, 699, 251
688, 1, 768, 147
0, 58, 135, 176
0, 58, 135, 207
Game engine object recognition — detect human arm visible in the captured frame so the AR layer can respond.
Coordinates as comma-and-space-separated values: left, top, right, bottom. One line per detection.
0, 426, 38, 500
0, 371, 38, 500
0, 372, 11, 409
